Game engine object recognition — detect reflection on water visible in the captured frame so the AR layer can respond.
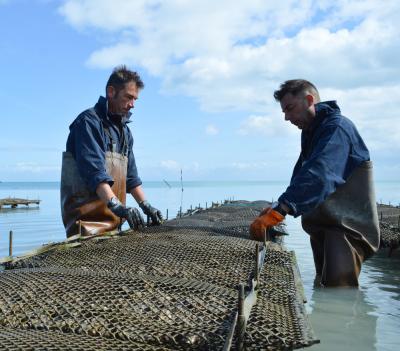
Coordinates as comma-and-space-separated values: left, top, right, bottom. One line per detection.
363, 251, 400, 299
0, 206, 40, 214
309, 288, 377, 350
361, 252, 400, 351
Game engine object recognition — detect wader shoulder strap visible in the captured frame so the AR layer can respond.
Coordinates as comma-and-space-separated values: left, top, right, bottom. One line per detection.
101, 120, 129, 156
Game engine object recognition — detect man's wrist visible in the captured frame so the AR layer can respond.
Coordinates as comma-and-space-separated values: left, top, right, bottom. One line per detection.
107, 196, 121, 209
139, 200, 148, 209
271, 202, 287, 216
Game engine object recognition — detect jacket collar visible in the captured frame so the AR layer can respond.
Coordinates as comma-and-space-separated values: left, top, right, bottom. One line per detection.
95, 96, 132, 124
315, 100, 340, 117
307, 100, 340, 132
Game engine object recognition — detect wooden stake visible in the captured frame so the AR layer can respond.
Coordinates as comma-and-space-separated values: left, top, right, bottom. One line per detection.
9, 230, 13, 257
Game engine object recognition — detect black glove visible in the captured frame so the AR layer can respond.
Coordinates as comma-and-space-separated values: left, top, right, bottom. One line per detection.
107, 197, 145, 230
139, 200, 163, 225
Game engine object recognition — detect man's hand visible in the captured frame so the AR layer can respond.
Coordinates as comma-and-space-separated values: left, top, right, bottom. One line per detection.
249, 207, 285, 241
139, 201, 163, 225
107, 197, 145, 230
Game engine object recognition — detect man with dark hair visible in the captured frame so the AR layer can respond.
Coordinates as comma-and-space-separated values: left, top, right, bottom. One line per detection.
61, 65, 163, 237
250, 79, 380, 287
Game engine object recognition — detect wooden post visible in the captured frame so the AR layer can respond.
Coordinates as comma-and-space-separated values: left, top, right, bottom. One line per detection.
236, 283, 245, 351
166, 209, 169, 220
9, 230, 13, 257
255, 243, 260, 286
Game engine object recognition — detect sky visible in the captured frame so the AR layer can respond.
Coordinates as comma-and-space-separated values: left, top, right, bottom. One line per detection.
0, 0, 399, 182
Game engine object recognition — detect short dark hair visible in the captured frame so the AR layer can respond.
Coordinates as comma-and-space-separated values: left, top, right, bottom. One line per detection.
106, 65, 144, 95
273, 79, 319, 101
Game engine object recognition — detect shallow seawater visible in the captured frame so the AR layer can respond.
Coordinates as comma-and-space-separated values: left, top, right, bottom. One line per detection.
0, 181, 399, 350
285, 215, 400, 351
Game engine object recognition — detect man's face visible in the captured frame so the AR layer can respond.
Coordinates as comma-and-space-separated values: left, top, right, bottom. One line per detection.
280, 93, 314, 130
107, 81, 139, 117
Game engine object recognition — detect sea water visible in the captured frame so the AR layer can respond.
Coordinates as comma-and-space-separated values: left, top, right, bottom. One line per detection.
0, 181, 399, 350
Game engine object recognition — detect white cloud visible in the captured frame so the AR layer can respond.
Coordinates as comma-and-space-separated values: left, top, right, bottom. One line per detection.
320, 85, 400, 151
59, 0, 400, 154
191, 162, 200, 172
160, 159, 180, 171
159, 160, 201, 173
58, 0, 154, 31
0, 145, 62, 152
231, 161, 269, 170
238, 113, 294, 137
239, 115, 274, 136
59, 1, 400, 84
205, 124, 219, 136
13, 162, 60, 173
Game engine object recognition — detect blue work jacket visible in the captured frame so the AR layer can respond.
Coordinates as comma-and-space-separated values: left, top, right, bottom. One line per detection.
278, 101, 370, 217
66, 96, 142, 193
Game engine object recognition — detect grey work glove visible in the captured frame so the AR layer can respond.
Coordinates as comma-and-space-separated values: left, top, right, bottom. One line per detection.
139, 200, 163, 225
107, 197, 145, 230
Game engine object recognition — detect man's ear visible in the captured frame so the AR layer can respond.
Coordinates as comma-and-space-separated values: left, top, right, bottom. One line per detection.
305, 94, 314, 107
106, 86, 115, 99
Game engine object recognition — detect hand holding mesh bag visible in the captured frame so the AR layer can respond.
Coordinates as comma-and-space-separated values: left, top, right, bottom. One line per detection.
107, 197, 145, 229
249, 207, 285, 241
139, 200, 163, 225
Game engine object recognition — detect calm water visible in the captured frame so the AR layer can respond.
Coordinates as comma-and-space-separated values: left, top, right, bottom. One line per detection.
0, 181, 399, 350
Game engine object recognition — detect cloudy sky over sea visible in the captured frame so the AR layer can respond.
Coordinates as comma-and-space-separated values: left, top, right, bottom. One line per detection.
1, 0, 399, 182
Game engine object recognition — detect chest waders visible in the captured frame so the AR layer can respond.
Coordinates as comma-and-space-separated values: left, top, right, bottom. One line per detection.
301, 161, 380, 287
60, 122, 129, 237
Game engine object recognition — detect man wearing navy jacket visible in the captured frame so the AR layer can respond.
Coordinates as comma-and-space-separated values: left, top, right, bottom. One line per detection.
250, 79, 380, 287
61, 65, 162, 237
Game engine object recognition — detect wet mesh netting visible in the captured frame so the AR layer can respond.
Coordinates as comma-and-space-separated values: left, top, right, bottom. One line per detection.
0, 201, 318, 350
167, 201, 288, 239
377, 204, 400, 250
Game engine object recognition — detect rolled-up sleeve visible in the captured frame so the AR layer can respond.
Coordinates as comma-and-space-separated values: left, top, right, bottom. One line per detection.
68, 115, 113, 193
278, 125, 350, 217
126, 132, 142, 192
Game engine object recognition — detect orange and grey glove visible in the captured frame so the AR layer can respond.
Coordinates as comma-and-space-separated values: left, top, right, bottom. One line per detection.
249, 207, 285, 241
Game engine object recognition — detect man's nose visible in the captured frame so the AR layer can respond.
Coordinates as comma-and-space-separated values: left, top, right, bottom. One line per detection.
128, 100, 134, 109
284, 113, 290, 121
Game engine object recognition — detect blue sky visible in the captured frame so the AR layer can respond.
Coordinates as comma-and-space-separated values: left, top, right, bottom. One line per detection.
1, 0, 399, 182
